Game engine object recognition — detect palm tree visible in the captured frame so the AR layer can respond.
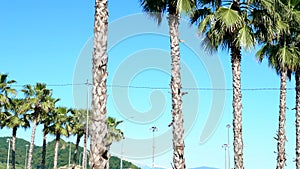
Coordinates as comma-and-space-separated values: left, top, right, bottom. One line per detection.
0, 73, 16, 109
41, 97, 59, 169
2, 98, 30, 169
69, 108, 86, 169
256, 0, 300, 167
190, 0, 270, 167
22, 83, 54, 169
106, 117, 123, 149
140, 0, 195, 168
90, 0, 110, 168
48, 107, 71, 169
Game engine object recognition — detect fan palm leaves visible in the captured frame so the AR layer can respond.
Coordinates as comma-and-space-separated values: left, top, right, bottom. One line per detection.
2, 98, 30, 169
48, 107, 71, 169
22, 83, 54, 169
256, 0, 300, 168
190, 0, 273, 168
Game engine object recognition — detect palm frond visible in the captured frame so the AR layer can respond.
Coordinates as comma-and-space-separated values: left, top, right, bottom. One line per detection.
236, 25, 255, 49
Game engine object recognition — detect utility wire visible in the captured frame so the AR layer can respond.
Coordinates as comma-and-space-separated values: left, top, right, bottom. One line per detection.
10, 83, 295, 91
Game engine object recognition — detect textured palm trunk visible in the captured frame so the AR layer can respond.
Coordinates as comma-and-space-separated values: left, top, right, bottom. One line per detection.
90, 0, 109, 169
296, 71, 300, 169
12, 127, 17, 169
72, 135, 81, 169
295, 71, 300, 169
27, 117, 37, 169
53, 134, 60, 169
231, 46, 244, 169
168, 14, 185, 169
41, 128, 47, 169
277, 69, 287, 169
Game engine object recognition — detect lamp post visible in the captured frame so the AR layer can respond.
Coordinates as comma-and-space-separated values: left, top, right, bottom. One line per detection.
24, 144, 28, 169
222, 144, 228, 169
6, 138, 11, 169
79, 152, 83, 168
150, 126, 158, 169
226, 124, 231, 169
120, 133, 125, 169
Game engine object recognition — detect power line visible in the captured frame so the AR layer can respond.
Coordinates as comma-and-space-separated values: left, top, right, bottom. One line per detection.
9, 83, 296, 91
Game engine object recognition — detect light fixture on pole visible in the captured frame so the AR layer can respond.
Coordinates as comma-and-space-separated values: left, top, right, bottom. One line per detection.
24, 144, 28, 169
150, 126, 158, 169
6, 138, 11, 169
226, 124, 231, 169
222, 144, 228, 169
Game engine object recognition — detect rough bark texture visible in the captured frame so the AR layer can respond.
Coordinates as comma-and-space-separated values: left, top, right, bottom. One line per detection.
277, 70, 287, 169
72, 135, 81, 169
41, 129, 47, 169
27, 117, 37, 169
90, 0, 109, 169
231, 46, 244, 169
168, 14, 185, 169
12, 127, 16, 169
53, 134, 60, 169
296, 71, 300, 169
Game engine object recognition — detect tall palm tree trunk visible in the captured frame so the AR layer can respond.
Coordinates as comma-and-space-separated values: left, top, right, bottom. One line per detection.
12, 127, 17, 169
72, 135, 81, 169
295, 71, 300, 169
231, 46, 244, 169
277, 69, 287, 169
41, 129, 47, 169
90, 0, 109, 169
53, 134, 60, 169
168, 14, 185, 169
27, 117, 37, 169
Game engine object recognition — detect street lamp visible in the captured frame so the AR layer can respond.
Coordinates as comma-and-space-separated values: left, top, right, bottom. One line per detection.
150, 126, 158, 169
226, 124, 231, 169
6, 138, 11, 169
222, 144, 228, 169
24, 144, 28, 169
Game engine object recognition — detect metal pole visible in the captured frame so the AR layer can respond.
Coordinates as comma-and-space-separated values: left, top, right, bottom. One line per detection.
226, 124, 231, 169
222, 144, 227, 169
7, 138, 11, 169
24, 145, 28, 169
150, 126, 158, 169
120, 123, 124, 169
85, 79, 90, 169
68, 141, 71, 168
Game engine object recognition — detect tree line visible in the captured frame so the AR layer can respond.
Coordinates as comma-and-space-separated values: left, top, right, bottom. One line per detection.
0, 75, 124, 169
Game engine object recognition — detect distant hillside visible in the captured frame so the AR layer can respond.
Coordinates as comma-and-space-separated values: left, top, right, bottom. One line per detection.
0, 137, 140, 169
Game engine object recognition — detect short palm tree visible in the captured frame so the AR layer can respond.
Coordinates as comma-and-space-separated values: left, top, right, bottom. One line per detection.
190, 0, 272, 168
140, 0, 195, 168
22, 83, 54, 169
41, 97, 59, 169
0, 73, 16, 109
48, 107, 71, 169
106, 117, 123, 149
90, 0, 110, 168
69, 108, 86, 169
1, 98, 30, 169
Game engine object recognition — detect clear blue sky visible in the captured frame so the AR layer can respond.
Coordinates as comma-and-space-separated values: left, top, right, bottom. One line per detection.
0, 1, 298, 169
